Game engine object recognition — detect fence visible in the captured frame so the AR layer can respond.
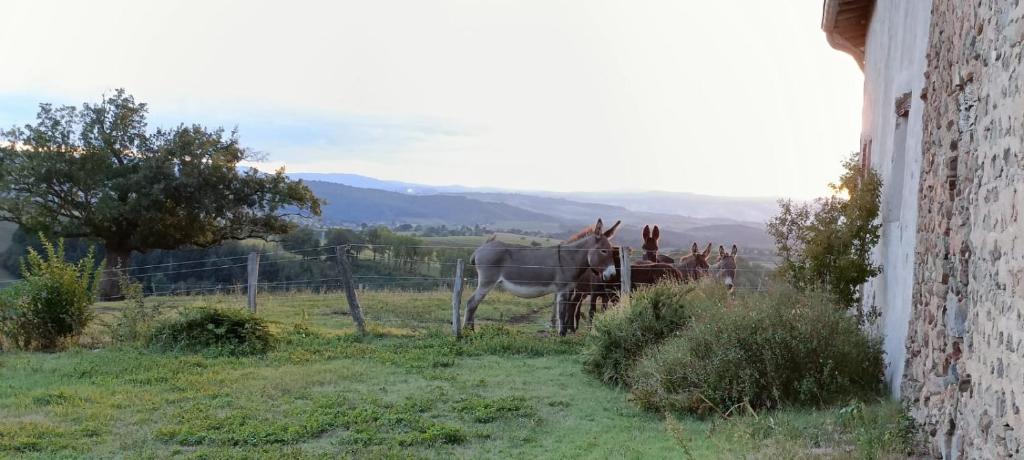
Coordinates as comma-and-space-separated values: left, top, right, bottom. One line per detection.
0, 242, 777, 336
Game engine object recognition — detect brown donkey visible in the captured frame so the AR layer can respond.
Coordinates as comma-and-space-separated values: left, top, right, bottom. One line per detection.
467, 218, 621, 336
675, 242, 712, 281
567, 247, 623, 331
640, 225, 674, 263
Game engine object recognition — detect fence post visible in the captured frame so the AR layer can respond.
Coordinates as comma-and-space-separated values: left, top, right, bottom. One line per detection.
247, 252, 259, 313
451, 259, 465, 338
619, 247, 631, 298
336, 245, 367, 335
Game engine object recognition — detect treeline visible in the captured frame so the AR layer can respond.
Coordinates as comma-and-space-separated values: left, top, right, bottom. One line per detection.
3, 226, 476, 294
390, 223, 548, 239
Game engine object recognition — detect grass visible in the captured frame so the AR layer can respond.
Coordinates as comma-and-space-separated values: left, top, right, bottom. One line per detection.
1, 290, 911, 458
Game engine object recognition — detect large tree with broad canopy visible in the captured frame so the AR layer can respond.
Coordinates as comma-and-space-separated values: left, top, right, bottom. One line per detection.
0, 89, 322, 297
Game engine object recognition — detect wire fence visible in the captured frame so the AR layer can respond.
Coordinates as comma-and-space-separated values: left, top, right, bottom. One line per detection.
4, 241, 778, 332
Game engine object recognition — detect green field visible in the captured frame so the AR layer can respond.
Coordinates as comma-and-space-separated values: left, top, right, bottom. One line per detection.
2, 290, 907, 458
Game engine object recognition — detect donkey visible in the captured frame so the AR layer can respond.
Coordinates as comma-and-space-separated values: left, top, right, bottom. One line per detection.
712, 244, 739, 292
640, 225, 674, 263
675, 242, 712, 281
466, 218, 621, 336
567, 247, 622, 331
630, 261, 684, 287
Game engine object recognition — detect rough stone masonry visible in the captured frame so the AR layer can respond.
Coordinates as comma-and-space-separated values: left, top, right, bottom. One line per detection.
904, 1, 1024, 457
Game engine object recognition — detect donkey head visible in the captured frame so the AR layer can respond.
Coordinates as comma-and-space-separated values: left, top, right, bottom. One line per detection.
715, 244, 739, 291
584, 218, 621, 280
641, 225, 662, 262
689, 242, 713, 278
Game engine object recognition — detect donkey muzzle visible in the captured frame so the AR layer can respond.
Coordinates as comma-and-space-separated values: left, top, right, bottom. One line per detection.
601, 264, 617, 280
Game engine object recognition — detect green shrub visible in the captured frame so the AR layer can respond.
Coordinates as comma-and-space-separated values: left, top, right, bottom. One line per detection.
837, 400, 915, 457
108, 275, 162, 345
581, 282, 717, 386
628, 283, 884, 414
0, 235, 101, 351
147, 307, 273, 356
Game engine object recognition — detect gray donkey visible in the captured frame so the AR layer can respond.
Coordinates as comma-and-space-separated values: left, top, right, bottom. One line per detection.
466, 218, 621, 336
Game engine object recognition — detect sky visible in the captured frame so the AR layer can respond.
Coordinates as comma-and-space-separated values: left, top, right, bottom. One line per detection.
0, 0, 864, 199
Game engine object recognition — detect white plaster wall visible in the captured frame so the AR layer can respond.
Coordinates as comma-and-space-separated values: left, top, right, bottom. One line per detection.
858, 0, 932, 397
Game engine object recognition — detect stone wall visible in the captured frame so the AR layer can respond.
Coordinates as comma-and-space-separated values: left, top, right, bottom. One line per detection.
904, 1, 1024, 457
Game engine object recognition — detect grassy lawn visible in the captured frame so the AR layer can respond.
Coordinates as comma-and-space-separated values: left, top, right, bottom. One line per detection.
1, 290, 909, 458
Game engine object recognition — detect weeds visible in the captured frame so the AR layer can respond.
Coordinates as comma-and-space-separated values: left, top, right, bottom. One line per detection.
147, 306, 274, 356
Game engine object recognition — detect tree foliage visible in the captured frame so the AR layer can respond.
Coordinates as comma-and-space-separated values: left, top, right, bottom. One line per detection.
0, 89, 321, 271
766, 153, 882, 316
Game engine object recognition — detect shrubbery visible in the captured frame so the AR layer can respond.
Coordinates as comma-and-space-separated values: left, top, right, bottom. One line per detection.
108, 275, 162, 345
0, 236, 101, 351
581, 282, 719, 385
581, 281, 884, 416
147, 307, 274, 356
627, 284, 884, 414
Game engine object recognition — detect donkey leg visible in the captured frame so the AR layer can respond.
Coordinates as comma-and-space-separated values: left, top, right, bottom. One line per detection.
557, 291, 574, 337
464, 280, 496, 331
589, 295, 599, 324
570, 291, 585, 333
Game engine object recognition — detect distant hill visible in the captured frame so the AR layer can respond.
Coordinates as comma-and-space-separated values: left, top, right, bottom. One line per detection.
301, 179, 775, 251
306, 181, 565, 232
289, 171, 780, 223
543, 191, 780, 223
289, 173, 506, 195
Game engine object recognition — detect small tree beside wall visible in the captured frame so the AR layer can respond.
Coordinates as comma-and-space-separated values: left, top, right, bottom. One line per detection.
767, 153, 883, 322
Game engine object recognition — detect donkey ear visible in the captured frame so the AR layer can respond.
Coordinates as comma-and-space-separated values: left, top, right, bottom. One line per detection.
731, 244, 738, 256
702, 242, 713, 258
719, 245, 726, 257
593, 218, 604, 236
690, 242, 699, 255
603, 220, 621, 238
652, 225, 660, 241
642, 225, 651, 241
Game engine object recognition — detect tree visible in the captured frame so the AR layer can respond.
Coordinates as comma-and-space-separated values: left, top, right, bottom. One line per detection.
325, 227, 361, 248
766, 153, 882, 319
0, 90, 321, 297
278, 226, 322, 257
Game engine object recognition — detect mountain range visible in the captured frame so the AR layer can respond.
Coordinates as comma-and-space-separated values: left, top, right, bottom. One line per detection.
294, 173, 780, 251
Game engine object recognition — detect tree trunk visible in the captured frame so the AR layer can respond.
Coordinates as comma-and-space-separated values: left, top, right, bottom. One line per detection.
100, 245, 132, 300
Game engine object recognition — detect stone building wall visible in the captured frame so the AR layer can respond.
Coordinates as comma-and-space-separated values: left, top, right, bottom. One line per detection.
857, 0, 932, 397
904, 1, 1024, 457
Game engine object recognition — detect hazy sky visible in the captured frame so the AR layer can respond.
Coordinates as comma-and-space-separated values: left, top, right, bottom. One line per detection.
0, 1, 863, 199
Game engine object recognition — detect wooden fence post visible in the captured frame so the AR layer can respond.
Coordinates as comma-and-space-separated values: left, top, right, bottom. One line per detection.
336, 246, 367, 335
247, 252, 259, 313
451, 259, 465, 338
619, 247, 631, 298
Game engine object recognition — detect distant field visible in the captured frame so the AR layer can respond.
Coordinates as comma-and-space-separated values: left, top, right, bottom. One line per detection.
420, 233, 561, 248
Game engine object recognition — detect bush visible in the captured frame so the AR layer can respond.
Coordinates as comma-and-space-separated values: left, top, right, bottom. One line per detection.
628, 283, 884, 414
108, 275, 162, 345
581, 282, 719, 386
147, 307, 273, 356
0, 235, 101, 351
